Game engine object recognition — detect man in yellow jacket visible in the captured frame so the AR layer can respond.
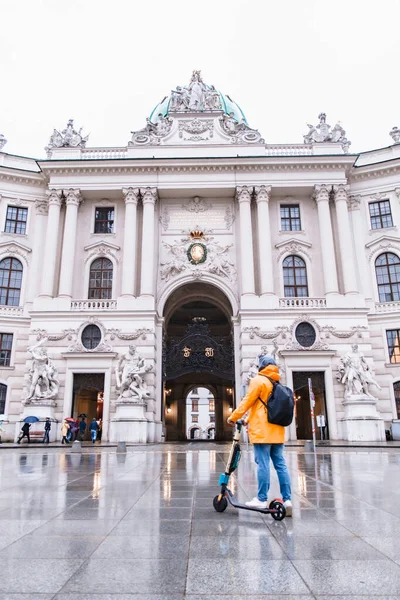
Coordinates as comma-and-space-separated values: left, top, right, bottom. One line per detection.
228, 354, 292, 516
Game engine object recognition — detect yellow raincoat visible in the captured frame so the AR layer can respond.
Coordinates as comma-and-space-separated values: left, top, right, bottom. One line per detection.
229, 364, 285, 444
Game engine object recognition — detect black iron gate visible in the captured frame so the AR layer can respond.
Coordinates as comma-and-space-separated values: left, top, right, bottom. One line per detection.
164, 322, 234, 380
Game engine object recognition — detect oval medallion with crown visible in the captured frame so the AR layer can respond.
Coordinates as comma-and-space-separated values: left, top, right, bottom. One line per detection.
187, 229, 207, 264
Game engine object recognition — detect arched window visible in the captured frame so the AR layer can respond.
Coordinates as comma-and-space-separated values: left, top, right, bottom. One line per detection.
283, 255, 308, 297
394, 381, 400, 419
88, 258, 113, 300
375, 252, 400, 302
0, 258, 23, 306
0, 383, 6, 414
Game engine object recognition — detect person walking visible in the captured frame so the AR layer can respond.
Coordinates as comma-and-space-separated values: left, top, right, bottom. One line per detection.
70, 419, 79, 442
227, 354, 292, 516
61, 420, 70, 444
89, 418, 99, 444
79, 418, 87, 441
43, 417, 51, 444
17, 422, 31, 444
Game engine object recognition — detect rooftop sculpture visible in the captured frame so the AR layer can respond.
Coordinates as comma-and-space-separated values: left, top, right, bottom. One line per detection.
0, 133, 7, 150
303, 113, 351, 152
390, 126, 400, 144
45, 119, 89, 156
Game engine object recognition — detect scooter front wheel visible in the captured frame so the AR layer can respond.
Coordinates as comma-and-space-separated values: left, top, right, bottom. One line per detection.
213, 494, 228, 512
269, 500, 286, 521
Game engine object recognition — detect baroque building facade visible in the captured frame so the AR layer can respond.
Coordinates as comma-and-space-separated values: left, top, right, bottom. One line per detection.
0, 71, 400, 442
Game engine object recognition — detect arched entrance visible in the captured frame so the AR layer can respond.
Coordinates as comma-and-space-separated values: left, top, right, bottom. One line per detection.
162, 283, 235, 441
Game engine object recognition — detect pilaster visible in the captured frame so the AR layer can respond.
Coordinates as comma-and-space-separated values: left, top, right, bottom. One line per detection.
121, 187, 140, 297
58, 189, 83, 298
313, 184, 339, 296
254, 185, 274, 295
332, 184, 359, 295
140, 187, 158, 297
39, 189, 63, 298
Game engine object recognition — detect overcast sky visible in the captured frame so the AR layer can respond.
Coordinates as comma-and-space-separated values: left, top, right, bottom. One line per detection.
1, 0, 400, 158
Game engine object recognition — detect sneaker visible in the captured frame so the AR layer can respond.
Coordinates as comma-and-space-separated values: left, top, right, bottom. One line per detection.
284, 500, 292, 517
245, 497, 268, 509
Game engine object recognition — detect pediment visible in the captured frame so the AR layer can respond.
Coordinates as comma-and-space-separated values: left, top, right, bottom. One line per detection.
0, 240, 32, 253
365, 234, 400, 249
84, 241, 120, 252
275, 238, 312, 261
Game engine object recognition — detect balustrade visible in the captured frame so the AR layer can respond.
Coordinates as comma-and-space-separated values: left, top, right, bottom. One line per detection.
70, 299, 117, 311
279, 297, 327, 308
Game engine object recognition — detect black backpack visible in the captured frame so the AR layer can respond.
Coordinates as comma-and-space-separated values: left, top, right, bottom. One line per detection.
259, 376, 294, 427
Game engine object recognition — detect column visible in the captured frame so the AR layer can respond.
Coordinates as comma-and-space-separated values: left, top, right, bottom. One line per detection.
140, 187, 157, 296
58, 189, 82, 297
314, 184, 339, 295
28, 199, 48, 300
254, 185, 274, 295
236, 186, 255, 294
121, 187, 139, 296
333, 184, 359, 295
348, 195, 372, 299
40, 189, 63, 297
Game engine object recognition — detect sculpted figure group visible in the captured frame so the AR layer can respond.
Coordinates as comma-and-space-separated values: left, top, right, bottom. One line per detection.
337, 344, 382, 399
26, 339, 59, 402
115, 345, 152, 402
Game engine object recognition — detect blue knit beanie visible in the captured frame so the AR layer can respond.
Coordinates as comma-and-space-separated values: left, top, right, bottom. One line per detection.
258, 354, 276, 370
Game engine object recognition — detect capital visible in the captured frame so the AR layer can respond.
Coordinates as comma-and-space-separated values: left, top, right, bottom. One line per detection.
35, 199, 48, 216
395, 187, 400, 201
122, 187, 140, 205
332, 184, 350, 204
64, 188, 83, 207
348, 194, 361, 211
254, 185, 271, 204
236, 186, 252, 204
46, 188, 63, 207
140, 187, 158, 205
313, 184, 330, 204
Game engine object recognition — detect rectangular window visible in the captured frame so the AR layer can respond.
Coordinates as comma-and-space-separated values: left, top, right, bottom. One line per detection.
209, 399, 215, 412
191, 414, 198, 423
0, 384, 6, 414
94, 207, 114, 234
192, 399, 198, 412
209, 413, 215, 422
387, 329, 400, 364
369, 200, 393, 230
0, 333, 13, 367
280, 204, 301, 231
5, 206, 28, 235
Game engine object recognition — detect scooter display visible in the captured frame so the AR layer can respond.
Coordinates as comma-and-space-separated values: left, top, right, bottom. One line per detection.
213, 420, 286, 521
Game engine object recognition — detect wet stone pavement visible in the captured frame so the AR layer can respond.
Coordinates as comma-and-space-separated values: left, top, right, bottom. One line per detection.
0, 446, 399, 599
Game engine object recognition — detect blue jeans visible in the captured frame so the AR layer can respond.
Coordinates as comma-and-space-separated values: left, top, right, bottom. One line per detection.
91, 429, 97, 442
253, 443, 291, 502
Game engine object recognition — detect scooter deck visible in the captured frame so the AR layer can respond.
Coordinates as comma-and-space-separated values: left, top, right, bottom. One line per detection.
225, 488, 280, 515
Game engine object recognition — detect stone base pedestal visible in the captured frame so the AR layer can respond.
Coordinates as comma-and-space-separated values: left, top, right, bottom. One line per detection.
109, 401, 148, 443
340, 395, 386, 442
16, 402, 58, 442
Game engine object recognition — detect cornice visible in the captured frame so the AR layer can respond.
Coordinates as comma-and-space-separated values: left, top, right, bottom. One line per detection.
350, 159, 400, 181
0, 168, 45, 187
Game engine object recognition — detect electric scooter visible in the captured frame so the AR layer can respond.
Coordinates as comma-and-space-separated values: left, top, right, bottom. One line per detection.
213, 420, 286, 521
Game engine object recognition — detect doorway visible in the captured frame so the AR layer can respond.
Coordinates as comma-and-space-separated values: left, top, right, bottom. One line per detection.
163, 283, 234, 441
186, 387, 215, 440
71, 373, 104, 441
292, 371, 329, 440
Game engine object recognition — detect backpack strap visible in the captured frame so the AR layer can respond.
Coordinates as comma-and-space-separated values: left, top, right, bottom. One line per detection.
257, 374, 276, 410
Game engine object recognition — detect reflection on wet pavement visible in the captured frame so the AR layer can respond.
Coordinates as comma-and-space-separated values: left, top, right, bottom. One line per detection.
0, 446, 399, 598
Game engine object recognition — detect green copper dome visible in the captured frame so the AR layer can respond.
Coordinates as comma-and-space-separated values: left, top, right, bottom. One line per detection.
148, 72, 248, 126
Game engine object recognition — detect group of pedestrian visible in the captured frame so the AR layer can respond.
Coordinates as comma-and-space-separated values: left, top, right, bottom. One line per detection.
61, 417, 100, 444
16, 416, 101, 445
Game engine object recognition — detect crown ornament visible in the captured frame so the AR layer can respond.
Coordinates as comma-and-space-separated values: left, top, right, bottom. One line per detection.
190, 229, 204, 240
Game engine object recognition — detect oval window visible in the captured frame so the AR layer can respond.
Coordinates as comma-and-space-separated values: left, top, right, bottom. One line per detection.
81, 324, 102, 350
295, 322, 316, 348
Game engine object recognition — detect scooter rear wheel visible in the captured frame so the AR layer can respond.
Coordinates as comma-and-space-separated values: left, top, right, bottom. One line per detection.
213, 494, 228, 512
269, 500, 286, 521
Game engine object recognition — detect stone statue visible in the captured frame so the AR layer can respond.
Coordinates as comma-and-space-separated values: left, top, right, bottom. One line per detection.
26, 338, 59, 402
0, 133, 7, 150
46, 119, 89, 153
207, 239, 236, 280
390, 126, 400, 144
170, 86, 191, 111
160, 241, 188, 281
337, 344, 382, 399
129, 114, 173, 146
303, 113, 351, 151
188, 70, 206, 110
243, 345, 271, 386
115, 345, 151, 402
204, 85, 221, 110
